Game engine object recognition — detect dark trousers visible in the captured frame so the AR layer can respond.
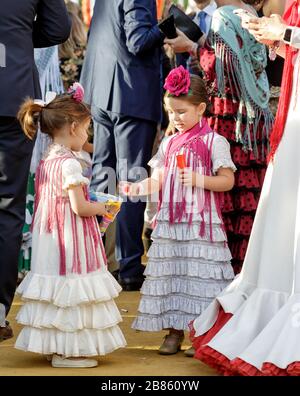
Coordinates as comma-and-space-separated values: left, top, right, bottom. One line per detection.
0, 117, 33, 325
91, 107, 157, 283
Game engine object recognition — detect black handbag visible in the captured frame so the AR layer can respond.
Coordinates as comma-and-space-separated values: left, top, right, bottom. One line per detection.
168, 4, 203, 42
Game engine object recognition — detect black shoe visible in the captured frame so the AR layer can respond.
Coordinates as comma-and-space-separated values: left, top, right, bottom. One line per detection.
0, 322, 13, 342
119, 277, 145, 291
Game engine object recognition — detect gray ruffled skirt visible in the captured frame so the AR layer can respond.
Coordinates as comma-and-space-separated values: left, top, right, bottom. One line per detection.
132, 207, 235, 331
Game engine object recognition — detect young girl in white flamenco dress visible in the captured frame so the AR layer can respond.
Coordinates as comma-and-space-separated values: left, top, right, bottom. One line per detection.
15, 84, 126, 368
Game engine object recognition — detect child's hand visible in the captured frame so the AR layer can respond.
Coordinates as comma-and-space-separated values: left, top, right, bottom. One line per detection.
179, 169, 203, 188
119, 181, 142, 197
96, 202, 110, 216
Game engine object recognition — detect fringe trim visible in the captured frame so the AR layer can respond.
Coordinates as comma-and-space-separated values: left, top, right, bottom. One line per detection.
213, 33, 273, 158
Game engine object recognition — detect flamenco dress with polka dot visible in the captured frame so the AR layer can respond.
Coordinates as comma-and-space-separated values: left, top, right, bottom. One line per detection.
197, 33, 272, 273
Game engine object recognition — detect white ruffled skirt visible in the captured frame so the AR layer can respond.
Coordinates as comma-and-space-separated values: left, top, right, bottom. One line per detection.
15, 271, 126, 357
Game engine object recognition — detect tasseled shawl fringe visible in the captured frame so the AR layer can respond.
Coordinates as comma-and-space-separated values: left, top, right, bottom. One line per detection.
32, 156, 103, 275
213, 34, 274, 159
158, 131, 225, 243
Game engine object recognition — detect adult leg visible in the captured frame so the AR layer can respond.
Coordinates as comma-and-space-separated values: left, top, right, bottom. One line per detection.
91, 107, 119, 275
113, 114, 157, 289
91, 106, 117, 194
105, 221, 119, 275
0, 117, 33, 328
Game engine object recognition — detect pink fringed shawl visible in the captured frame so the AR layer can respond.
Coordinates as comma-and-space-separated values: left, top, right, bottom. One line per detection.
159, 119, 224, 241
32, 154, 105, 275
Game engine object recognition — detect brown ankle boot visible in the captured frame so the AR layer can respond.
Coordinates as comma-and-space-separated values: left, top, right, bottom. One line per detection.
158, 332, 184, 355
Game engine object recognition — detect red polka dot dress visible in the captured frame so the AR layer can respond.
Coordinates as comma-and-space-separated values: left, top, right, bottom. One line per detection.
198, 45, 270, 274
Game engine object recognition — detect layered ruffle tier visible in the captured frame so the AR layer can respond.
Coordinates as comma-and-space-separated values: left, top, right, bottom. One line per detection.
132, 208, 234, 332
15, 271, 127, 356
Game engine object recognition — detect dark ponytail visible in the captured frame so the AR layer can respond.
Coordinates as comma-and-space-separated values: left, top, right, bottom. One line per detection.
17, 99, 43, 140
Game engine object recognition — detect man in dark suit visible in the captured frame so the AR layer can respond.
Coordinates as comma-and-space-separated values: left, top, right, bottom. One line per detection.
0, 0, 71, 341
81, 0, 163, 291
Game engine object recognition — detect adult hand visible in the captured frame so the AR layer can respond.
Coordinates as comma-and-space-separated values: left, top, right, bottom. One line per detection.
164, 28, 195, 53
246, 15, 287, 42
256, 38, 277, 46
198, 33, 207, 48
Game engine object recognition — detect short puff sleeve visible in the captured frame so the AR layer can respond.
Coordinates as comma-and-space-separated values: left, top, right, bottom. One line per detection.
211, 134, 237, 174
148, 136, 173, 169
62, 158, 90, 191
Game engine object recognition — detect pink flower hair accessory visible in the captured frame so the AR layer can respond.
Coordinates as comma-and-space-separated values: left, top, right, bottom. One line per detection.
68, 82, 85, 103
164, 66, 191, 97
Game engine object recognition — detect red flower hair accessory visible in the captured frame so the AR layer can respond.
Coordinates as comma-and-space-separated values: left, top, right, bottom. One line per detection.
164, 66, 191, 97
68, 82, 85, 103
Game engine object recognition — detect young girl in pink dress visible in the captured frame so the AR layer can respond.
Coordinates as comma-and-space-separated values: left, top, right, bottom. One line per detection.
14, 85, 126, 368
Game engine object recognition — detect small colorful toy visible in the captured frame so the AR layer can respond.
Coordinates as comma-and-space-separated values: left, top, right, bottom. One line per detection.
89, 191, 123, 236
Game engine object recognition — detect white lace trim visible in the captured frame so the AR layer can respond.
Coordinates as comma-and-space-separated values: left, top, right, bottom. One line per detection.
148, 240, 232, 262
152, 222, 227, 242
138, 293, 219, 316
132, 312, 200, 332
144, 258, 234, 280
211, 134, 237, 174
156, 208, 223, 224
213, 159, 237, 174
141, 276, 231, 298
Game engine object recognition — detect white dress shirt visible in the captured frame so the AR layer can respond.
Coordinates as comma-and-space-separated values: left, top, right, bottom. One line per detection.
193, 1, 217, 36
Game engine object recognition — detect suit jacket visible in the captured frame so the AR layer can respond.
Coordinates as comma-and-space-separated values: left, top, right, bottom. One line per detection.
81, 0, 162, 123
0, 0, 71, 117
